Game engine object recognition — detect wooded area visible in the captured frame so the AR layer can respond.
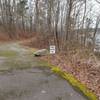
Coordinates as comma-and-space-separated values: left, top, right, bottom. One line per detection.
0, 0, 100, 99
0, 0, 100, 51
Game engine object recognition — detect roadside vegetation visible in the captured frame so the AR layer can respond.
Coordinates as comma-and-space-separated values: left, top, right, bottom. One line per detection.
0, 43, 41, 72
0, 50, 17, 57
0, 0, 100, 99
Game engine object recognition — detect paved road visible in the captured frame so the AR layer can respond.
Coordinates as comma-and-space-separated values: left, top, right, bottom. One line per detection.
0, 43, 87, 100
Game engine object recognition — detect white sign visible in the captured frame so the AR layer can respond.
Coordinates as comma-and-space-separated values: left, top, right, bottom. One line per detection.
50, 45, 56, 50
50, 50, 55, 54
50, 45, 56, 54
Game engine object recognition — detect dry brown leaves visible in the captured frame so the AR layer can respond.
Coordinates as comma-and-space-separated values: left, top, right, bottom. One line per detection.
42, 50, 100, 99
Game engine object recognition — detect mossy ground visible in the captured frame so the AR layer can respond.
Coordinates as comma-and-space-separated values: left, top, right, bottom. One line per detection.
51, 66, 98, 100
0, 43, 43, 72
0, 50, 17, 57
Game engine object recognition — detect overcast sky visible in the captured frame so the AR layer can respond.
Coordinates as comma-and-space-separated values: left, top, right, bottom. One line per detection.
91, 0, 100, 14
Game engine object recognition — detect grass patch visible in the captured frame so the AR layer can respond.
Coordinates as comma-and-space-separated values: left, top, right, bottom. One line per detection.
0, 59, 32, 72
4, 59, 32, 70
0, 50, 17, 57
51, 67, 98, 100
36, 59, 49, 67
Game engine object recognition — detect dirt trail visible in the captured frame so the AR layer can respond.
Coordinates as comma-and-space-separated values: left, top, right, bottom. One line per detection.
0, 43, 87, 100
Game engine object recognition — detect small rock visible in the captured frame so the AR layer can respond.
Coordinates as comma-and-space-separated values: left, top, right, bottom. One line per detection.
70, 93, 74, 96
34, 49, 48, 56
41, 90, 47, 94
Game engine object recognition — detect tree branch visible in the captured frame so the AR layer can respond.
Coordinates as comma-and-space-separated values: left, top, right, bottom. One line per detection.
95, 0, 100, 4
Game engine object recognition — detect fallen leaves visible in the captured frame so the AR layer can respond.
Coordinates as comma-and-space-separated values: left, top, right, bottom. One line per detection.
42, 50, 100, 99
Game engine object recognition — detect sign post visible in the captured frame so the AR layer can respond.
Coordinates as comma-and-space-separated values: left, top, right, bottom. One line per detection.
48, 45, 56, 64
50, 45, 56, 54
